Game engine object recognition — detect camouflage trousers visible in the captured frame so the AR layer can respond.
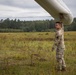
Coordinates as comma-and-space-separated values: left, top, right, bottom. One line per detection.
56, 47, 66, 69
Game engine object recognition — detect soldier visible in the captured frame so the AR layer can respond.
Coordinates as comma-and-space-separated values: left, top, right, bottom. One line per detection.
52, 22, 66, 71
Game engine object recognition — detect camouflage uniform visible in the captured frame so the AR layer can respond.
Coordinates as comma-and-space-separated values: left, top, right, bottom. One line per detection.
52, 27, 66, 70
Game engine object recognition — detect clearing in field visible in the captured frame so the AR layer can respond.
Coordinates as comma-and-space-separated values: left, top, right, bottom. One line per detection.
0, 32, 76, 75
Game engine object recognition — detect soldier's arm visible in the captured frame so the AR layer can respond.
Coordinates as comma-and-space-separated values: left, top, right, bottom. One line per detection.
52, 37, 58, 51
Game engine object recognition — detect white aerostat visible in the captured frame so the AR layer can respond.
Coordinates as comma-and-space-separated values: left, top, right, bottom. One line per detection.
35, 0, 73, 25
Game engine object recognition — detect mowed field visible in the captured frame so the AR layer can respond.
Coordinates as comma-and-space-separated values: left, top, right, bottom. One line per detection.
0, 32, 76, 75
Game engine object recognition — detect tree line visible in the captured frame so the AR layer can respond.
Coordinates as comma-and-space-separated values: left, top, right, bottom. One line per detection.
0, 18, 76, 32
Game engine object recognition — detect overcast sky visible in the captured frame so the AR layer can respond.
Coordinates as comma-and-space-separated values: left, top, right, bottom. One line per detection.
0, 0, 75, 20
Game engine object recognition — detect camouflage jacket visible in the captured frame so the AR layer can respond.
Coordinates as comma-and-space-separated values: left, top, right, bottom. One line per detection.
52, 28, 65, 50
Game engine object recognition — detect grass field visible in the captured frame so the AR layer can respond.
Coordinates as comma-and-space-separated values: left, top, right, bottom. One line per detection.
0, 32, 76, 75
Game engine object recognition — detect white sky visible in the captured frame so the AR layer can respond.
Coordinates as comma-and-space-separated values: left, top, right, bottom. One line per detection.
0, 0, 75, 20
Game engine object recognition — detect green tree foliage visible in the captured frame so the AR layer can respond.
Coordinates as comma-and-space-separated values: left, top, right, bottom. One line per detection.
0, 18, 76, 32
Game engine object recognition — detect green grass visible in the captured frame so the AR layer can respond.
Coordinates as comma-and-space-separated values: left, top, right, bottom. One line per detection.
0, 32, 76, 75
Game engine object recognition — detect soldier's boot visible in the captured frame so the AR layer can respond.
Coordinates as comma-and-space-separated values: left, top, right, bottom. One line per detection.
61, 66, 66, 71
56, 66, 62, 71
